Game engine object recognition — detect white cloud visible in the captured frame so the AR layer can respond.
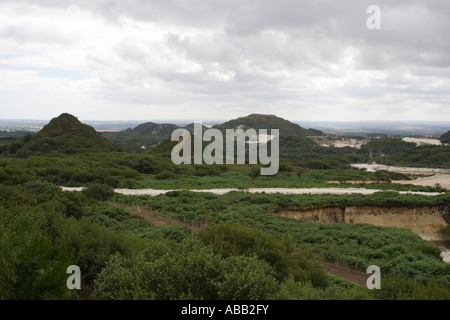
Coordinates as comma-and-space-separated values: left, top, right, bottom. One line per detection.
0, 0, 449, 121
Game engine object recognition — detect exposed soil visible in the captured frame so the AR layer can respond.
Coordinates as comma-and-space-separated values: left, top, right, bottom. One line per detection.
320, 260, 369, 287
351, 163, 450, 189
108, 187, 443, 197
106, 201, 205, 232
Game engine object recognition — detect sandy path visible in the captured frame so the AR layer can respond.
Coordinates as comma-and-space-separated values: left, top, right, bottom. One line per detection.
61, 186, 444, 197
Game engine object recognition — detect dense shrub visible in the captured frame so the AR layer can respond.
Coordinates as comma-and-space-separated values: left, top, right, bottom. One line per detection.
82, 183, 114, 201
155, 170, 179, 180
93, 238, 279, 300
373, 274, 450, 300
0, 207, 76, 299
198, 223, 328, 287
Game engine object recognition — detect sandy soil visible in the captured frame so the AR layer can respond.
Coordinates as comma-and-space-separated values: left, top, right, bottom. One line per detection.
351, 163, 450, 175
61, 186, 444, 196
402, 137, 442, 146
441, 251, 450, 263
333, 139, 366, 149
321, 260, 369, 286
351, 163, 450, 189
106, 187, 444, 197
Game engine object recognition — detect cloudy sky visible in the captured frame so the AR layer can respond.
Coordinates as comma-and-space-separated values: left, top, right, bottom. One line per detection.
0, 0, 449, 121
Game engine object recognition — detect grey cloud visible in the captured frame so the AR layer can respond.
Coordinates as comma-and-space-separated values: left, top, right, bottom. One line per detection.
166, 34, 190, 54
2, 0, 450, 120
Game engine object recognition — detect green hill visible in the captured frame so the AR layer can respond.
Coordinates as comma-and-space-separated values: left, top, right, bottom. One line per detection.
19, 113, 121, 155
130, 122, 179, 135
213, 114, 324, 136
105, 114, 324, 152
441, 131, 450, 144
184, 123, 210, 133
153, 126, 350, 162
102, 122, 179, 151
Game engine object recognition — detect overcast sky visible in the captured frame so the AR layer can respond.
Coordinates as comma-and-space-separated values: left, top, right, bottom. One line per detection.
0, 0, 449, 121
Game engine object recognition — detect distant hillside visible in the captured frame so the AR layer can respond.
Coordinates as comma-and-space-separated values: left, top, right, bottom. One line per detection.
213, 114, 324, 136
184, 123, 210, 133
103, 114, 324, 151
151, 114, 367, 162
129, 122, 179, 135
441, 131, 450, 144
18, 113, 121, 155
153, 127, 351, 162
102, 122, 180, 151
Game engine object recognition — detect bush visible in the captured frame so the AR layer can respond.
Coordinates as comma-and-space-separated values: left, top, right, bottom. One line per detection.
198, 223, 328, 287
439, 225, 450, 240
155, 170, 179, 180
0, 206, 77, 299
272, 277, 370, 300
414, 242, 442, 259
93, 238, 280, 300
145, 225, 191, 242
373, 274, 450, 300
192, 165, 221, 177
82, 183, 114, 201
48, 212, 134, 284
214, 255, 279, 300
118, 179, 137, 188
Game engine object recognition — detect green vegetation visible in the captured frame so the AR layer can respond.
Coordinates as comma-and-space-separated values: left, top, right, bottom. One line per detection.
359, 138, 416, 158
135, 191, 450, 286
441, 131, 450, 144
1, 113, 449, 300
197, 223, 328, 286
381, 145, 450, 168
134, 165, 441, 193
440, 225, 450, 240
102, 122, 179, 151
213, 114, 323, 136
12, 113, 122, 156
0, 206, 76, 299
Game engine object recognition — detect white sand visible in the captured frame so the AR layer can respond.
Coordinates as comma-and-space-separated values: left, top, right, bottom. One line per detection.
61, 185, 444, 197
351, 164, 450, 189
402, 137, 442, 146
59, 187, 440, 197
441, 251, 450, 263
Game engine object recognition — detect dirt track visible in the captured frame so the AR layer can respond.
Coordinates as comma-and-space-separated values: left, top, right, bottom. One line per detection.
110, 187, 443, 197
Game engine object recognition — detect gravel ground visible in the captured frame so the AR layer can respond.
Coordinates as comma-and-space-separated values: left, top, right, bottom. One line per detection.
351, 163, 450, 189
